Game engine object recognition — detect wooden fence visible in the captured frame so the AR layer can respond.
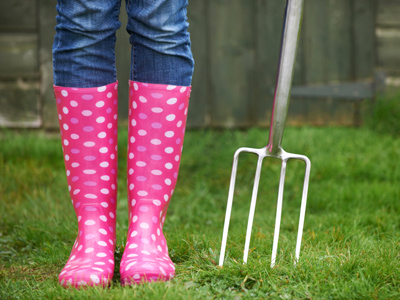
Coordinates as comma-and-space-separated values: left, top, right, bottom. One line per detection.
0, 0, 399, 129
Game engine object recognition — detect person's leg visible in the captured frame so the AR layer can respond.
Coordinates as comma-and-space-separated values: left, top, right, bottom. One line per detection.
120, 0, 194, 284
53, 0, 121, 87
125, 0, 195, 86
52, 0, 121, 287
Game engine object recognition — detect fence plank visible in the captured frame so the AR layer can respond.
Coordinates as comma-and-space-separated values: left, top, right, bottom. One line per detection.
0, 81, 41, 128
327, 0, 352, 82
0, 1, 37, 31
208, 0, 256, 127
0, 34, 39, 79
255, 0, 285, 127
377, 0, 400, 27
377, 29, 400, 76
187, 0, 208, 127
39, 0, 58, 129
353, 0, 376, 79
115, 3, 131, 122
303, 0, 329, 84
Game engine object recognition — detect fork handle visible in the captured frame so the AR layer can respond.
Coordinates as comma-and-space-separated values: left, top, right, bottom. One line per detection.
267, 0, 304, 155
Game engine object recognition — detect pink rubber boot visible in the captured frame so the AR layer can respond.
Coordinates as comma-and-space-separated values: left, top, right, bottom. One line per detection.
53, 81, 118, 287
120, 81, 191, 285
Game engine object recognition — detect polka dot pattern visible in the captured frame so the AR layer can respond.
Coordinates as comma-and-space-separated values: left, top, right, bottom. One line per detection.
54, 81, 118, 288
120, 81, 191, 285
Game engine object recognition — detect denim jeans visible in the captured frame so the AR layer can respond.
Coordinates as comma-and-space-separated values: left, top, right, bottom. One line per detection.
53, 0, 194, 88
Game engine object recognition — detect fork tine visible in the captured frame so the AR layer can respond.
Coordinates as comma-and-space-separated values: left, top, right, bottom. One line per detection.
219, 149, 242, 266
295, 155, 311, 264
270, 158, 288, 267
243, 155, 264, 263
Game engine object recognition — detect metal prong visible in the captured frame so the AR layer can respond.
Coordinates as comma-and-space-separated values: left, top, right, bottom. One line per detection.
294, 155, 311, 264
243, 156, 264, 263
219, 149, 242, 267
270, 158, 288, 268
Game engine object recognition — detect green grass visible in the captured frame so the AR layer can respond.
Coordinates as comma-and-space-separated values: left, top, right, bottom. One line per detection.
1, 100, 400, 299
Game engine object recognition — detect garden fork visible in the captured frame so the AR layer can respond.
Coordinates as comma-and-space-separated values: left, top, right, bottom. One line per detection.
219, 0, 310, 268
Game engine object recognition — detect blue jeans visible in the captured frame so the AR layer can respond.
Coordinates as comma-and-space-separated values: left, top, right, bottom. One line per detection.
53, 0, 194, 87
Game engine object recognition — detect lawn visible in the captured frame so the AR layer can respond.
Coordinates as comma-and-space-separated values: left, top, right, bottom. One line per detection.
1, 98, 400, 299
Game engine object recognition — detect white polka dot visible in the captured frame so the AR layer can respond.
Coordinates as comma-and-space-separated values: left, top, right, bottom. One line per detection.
98, 132, 106, 138
84, 141, 95, 147
129, 183, 134, 190
158, 246, 163, 252
138, 191, 148, 196
99, 147, 108, 153
153, 200, 161, 206
175, 155, 180, 161
109, 212, 115, 218
125, 261, 137, 271
138, 130, 147, 136
132, 216, 138, 222
100, 215, 107, 222
136, 161, 146, 167
180, 87, 187, 93
96, 101, 105, 108
165, 147, 174, 153
101, 175, 110, 181
131, 231, 138, 237
58, 114, 62, 120
83, 169, 96, 174
141, 250, 151, 255
107, 92, 112, 98
95, 262, 105, 265
151, 107, 163, 113
65, 155, 70, 161
63, 139, 69, 146
100, 162, 109, 168
140, 223, 149, 229
130, 136, 135, 143
129, 243, 138, 249
71, 162, 79, 168
107, 123, 112, 129
132, 101, 137, 109
73, 189, 80, 195
167, 98, 177, 105
131, 119, 136, 126
134, 83, 138, 90
96, 116, 105, 123
151, 139, 161, 145
70, 100, 78, 107
101, 202, 109, 207
61, 90, 68, 97
85, 220, 95, 225
165, 131, 174, 138
82, 110, 92, 116
157, 228, 161, 236
71, 134, 79, 140
167, 85, 177, 90
151, 170, 162, 175
166, 114, 176, 121
177, 120, 183, 127
139, 96, 147, 103
129, 168, 134, 175
99, 228, 107, 234
97, 253, 107, 257
97, 86, 106, 92
165, 179, 172, 185
85, 248, 94, 253
165, 163, 173, 169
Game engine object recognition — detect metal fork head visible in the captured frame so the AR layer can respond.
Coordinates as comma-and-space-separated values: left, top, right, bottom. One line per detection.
218, 145, 311, 267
